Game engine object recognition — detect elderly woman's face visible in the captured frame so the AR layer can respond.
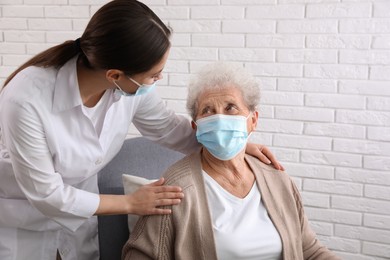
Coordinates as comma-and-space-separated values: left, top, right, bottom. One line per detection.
193, 85, 258, 160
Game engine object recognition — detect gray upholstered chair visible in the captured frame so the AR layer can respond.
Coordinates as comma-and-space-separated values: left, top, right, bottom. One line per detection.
97, 137, 184, 260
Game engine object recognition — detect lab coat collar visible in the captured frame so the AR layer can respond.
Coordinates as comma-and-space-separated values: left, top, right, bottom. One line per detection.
52, 56, 121, 113
52, 56, 84, 113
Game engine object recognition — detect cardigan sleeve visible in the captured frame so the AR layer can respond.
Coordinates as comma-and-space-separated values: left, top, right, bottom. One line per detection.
122, 212, 174, 260
291, 182, 342, 260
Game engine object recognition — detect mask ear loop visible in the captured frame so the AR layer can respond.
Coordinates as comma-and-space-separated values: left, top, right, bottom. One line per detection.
246, 111, 252, 119
113, 81, 130, 94
113, 81, 123, 91
127, 77, 142, 87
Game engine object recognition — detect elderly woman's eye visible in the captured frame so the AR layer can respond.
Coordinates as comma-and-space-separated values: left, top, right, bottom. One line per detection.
201, 107, 212, 115
226, 104, 237, 112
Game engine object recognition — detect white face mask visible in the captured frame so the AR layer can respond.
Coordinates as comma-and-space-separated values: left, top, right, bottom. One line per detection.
114, 77, 156, 96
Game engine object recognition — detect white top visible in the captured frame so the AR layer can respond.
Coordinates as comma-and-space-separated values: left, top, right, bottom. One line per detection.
0, 56, 197, 260
82, 90, 111, 136
202, 171, 282, 260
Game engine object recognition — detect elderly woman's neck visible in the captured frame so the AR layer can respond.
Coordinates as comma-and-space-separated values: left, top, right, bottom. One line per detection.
201, 150, 255, 198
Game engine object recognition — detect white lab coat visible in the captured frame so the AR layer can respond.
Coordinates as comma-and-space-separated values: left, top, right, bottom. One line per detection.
0, 56, 197, 260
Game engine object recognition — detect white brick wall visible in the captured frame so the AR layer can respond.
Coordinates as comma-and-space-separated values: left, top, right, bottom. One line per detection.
1, 0, 389, 259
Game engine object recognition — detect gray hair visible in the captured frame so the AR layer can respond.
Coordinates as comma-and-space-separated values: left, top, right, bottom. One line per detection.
186, 62, 261, 120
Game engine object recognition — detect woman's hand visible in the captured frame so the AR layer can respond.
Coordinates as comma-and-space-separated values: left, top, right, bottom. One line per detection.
246, 143, 285, 171
127, 178, 184, 215
96, 178, 183, 216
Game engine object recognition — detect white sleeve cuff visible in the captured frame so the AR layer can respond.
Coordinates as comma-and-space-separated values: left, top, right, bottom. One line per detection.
59, 189, 100, 232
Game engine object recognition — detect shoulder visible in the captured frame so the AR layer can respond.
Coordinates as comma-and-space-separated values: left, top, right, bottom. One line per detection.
162, 152, 202, 190
1, 67, 56, 122
246, 155, 291, 181
13, 66, 57, 90
246, 154, 296, 193
3, 66, 57, 106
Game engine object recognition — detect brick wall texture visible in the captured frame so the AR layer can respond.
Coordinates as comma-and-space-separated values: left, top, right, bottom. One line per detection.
1, 0, 389, 259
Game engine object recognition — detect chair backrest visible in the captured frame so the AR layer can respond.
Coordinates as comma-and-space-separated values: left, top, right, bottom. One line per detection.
97, 137, 185, 260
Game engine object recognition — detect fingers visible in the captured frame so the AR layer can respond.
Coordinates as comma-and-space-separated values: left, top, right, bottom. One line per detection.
141, 179, 184, 199
246, 142, 285, 170
260, 146, 285, 171
259, 146, 275, 163
139, 186, 184, 203
154, 190, 184, 200
155, 198, 182, 207
275, 162, 285, 171
147, 199, 181, 215
257, 151, 272, 165
154, 185, 183, 194
149, 178, 182, 191
148, 208, 172, 215
129, 180, 185, 216
148, 178, 183, 193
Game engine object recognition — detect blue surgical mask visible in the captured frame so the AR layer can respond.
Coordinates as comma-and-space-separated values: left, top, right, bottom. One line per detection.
195, 113, 251, 161
114, 77, 156, 96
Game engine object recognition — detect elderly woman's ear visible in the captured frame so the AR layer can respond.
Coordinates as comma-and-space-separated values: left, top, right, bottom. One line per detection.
248, 111, 259, 133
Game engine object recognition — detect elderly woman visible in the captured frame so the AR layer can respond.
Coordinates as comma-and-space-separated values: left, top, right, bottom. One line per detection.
122, 62, 341, 260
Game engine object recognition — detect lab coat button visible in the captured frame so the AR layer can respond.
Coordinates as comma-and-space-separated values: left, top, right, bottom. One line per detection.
95, 158, 102, 165
60, 249, 68, 256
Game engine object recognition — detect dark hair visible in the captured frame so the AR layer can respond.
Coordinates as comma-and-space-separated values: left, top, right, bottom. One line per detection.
3, 0, 171, 87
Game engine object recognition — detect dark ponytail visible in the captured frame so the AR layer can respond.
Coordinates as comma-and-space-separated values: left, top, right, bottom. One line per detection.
3, 0, 171, 88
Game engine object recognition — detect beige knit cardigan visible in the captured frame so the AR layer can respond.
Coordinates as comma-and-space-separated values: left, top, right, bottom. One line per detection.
122, 152, 341, 260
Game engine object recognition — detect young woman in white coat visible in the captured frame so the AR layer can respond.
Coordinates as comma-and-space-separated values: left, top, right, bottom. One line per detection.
0, 0, 283, 259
